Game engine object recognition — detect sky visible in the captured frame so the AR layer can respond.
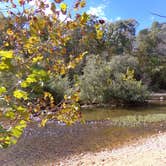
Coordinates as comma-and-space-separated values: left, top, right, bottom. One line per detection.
0, 0, 166, 32
69, 0, 166, 31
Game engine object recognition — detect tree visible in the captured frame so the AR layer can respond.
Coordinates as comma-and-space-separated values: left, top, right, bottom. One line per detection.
136, 22, 166, 90
0, 0, 103, 148
103, 19, 138, 56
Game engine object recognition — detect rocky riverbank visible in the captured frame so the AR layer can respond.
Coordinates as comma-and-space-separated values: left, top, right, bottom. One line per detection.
56, 132, 166, 166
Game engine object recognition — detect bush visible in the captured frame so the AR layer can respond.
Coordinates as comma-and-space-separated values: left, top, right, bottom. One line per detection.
104, 72, 149, 104
79, 54, 149, 105
109, 55, 141, 80
150, 66, 166, 91
79, 55, 111, 104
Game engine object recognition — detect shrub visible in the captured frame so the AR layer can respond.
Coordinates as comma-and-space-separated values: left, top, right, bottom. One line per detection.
109, 55, 141, 80
79, 54, 149, 104
104, 71, 149, 104
79, 55, 111, 104
150, 66, 166, 91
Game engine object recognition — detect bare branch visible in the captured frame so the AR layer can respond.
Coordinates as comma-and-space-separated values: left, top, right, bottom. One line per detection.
151, 12, 166, 18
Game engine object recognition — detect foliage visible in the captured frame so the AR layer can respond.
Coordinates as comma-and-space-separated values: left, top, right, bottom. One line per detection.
105, 19, 138, 55
79, 54, 149, 104
79, 55, 111, 104
109, 55, 141, 80
136, 22, 166, 89
0, 0, 165, 148
104, 69, 149, 104
44, 76, 71, 103
150, 66, 166, 91
0, 0, 92, 148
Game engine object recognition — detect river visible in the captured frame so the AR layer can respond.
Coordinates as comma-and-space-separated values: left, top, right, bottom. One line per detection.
0, 105, 166, 166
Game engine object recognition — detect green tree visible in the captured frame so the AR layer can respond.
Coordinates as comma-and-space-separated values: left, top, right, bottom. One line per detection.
79, 54, 111, 104
136, 22, 166, 90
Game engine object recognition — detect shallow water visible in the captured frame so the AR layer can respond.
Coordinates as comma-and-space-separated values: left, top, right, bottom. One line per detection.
0, 105, 166, 166
83, 105, 166, 126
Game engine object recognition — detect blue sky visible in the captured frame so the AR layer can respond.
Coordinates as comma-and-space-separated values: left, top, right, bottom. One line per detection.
0, 0, 166, 31
68, 0, 166, 31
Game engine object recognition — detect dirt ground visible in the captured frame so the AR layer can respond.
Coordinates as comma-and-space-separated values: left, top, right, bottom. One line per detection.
54, 132, 166, 166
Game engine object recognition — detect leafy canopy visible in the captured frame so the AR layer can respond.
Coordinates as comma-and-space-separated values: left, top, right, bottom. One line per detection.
0, 0, 104, 148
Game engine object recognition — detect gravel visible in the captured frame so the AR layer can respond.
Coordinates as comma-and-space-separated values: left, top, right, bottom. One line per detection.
56, 132, 166, 166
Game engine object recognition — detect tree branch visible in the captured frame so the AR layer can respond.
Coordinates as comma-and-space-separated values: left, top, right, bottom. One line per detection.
151, 12, 166, 18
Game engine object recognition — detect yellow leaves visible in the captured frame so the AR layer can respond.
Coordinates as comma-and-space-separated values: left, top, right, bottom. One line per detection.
21, 75, 37, 88
0, 0, 90, 149
40, 118, 48, 127
3, 42, 9, 47
80, 0, 86, 8
21, 69, 47, 88
6, 28, 14, 36
0, 50, 13, 60
0, 61, 10, 70
24, 36, 40, 54
53, 62, 66, 75
57, 89, 81, 125
67, 51, 88, 69
68, 61, 76, 69
80, 12, 89, 24
96, 30, 103, 40
26, 75, 37, 83
32, 55, 43, 63
95, 24, 103, 40
5, 110, 15, 119
13, 90, 28, 100
0, 51, 13, 71
0, 120, 27, 147
44, 92, 54, 105
10, 120, 27, 139
74, 0, 86, 10
28, 36, 40, 43
16, 106, 26, 112
60, 3, 67, 14
64, 91, 80, 103
122, 68, 135, 81
33, 69, 47, 77
71, 92, 80, 102
0, 86, 7, 95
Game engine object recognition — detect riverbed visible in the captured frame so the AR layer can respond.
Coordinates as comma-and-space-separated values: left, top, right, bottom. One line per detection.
0, 105, 166, 166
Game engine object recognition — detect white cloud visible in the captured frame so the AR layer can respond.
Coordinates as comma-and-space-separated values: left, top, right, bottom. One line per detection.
29, 0, 52, 15
29, 0, 71, 21
87, 5, 108, 20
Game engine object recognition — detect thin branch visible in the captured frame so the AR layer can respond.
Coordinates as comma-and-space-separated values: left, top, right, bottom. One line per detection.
151, 12, 166, 18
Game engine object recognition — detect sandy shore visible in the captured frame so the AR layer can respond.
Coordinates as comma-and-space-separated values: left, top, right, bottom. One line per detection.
56, 132, 166, 166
